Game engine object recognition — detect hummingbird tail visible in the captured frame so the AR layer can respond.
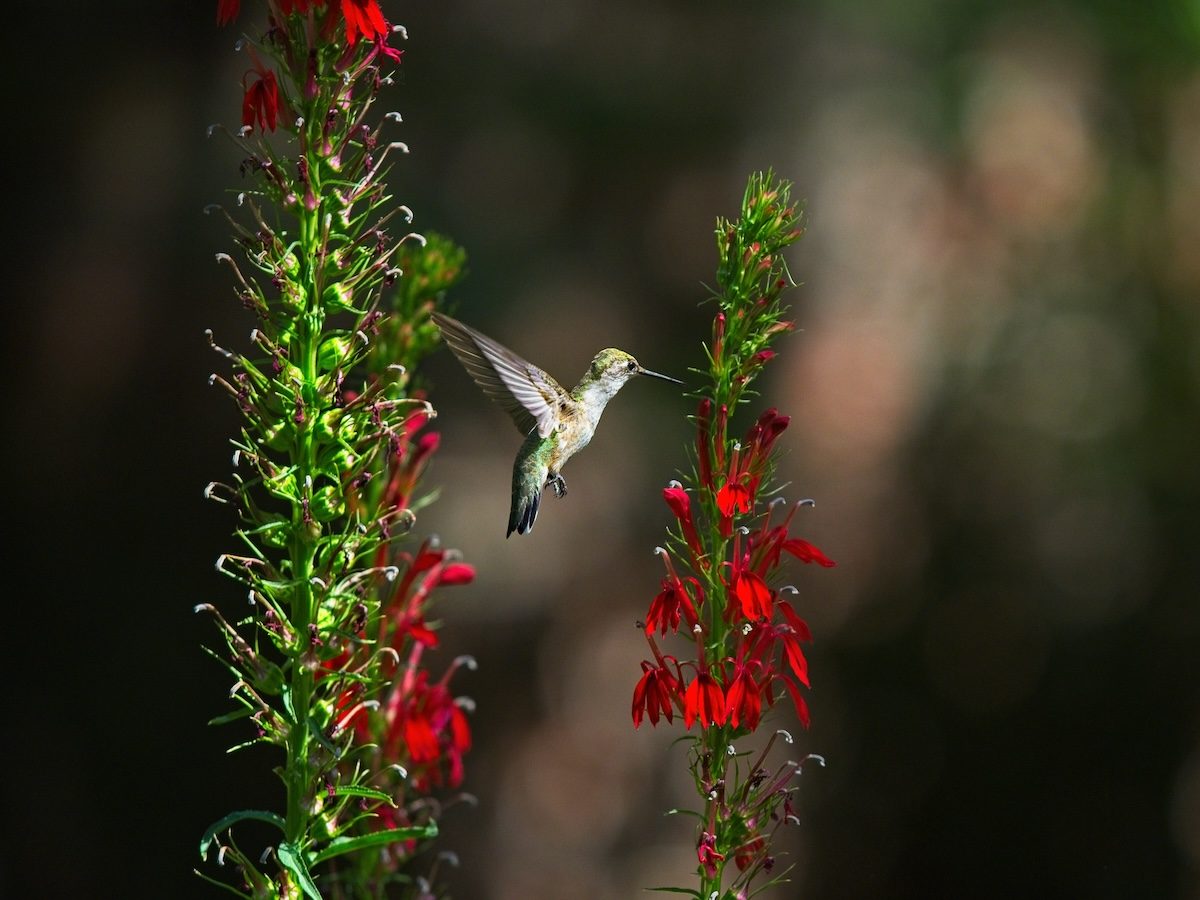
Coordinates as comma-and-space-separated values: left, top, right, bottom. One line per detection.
507, 486, 541, 537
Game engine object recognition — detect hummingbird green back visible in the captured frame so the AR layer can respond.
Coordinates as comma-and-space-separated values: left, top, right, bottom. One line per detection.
432, 313, 682, 536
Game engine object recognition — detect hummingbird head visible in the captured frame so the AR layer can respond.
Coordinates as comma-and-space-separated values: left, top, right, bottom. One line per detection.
588, 349, 684, 390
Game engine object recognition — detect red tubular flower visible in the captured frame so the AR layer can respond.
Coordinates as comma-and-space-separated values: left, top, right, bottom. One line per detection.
242, 64, 280, 132
683, 670, 727, 729
716, 479, 753, 518
645, 571, 701, 636
384, 671, 471, 790
340, 0, 388, 44
725, 664, 763, 730
782, 537, 836, 568
438, 561, 476, 585
777, 601, 812, 687
698, 831, 725, 879
734, 834, 767, 872
216, 0, 239, 25
632, 660, 680, 728
663, 485, 704, 560
731, 569, 773, 620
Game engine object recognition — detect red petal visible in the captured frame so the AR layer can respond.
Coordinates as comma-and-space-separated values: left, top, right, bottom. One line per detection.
783, 537, 836, 567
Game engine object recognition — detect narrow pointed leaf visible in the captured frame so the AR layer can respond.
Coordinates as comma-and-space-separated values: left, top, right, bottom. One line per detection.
277, 841, 322, 900
199, 809, 286, 859
308, 822, 438, 865
332, 785, 396, 805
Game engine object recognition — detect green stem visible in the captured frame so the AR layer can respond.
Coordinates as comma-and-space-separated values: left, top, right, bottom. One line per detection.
284, 186, 325, 849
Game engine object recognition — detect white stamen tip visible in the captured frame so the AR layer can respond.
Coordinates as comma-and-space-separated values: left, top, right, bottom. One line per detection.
214, 252, 232, 263
384, 565, 399, 582
454, 654, 479, 671
388, 141, 410, 154
456, 696, 477, 713
387, 112, 404, 123
780, 585, 799, 595
654, 546, 667, 556
668, 479, 683, 489
777, 729, 794, 744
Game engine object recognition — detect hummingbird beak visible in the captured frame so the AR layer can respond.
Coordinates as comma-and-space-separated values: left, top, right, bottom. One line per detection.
638, 366, 684, 385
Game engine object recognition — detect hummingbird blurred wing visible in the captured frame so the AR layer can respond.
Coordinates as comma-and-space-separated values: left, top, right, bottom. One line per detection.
432, 313, 567, 438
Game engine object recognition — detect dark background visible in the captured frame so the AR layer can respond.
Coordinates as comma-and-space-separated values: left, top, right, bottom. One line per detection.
6, 1, 1200, 897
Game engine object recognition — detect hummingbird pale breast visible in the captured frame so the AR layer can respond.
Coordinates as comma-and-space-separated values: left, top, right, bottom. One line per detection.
431, 313, 682, 537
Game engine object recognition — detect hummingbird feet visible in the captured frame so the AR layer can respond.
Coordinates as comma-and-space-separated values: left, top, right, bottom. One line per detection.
548, 472, 567, 499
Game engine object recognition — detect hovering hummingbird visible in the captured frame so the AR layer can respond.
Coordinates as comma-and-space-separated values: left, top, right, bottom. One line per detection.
432, 313, 683, 537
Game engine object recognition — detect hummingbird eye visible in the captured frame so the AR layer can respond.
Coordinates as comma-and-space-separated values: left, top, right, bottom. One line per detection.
626, 360, 636, 372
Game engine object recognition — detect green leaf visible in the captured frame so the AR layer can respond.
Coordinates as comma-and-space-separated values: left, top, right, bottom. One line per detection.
278, 841, 323, 900
199, 809, 286, 859
332, 785, 395, 805
207, 708, 253, 726
648, 888, 702, 897
308, 823, 438, 866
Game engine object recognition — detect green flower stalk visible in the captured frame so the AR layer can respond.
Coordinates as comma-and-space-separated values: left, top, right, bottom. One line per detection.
199, 3, 474, 896
632, 172, 835, 898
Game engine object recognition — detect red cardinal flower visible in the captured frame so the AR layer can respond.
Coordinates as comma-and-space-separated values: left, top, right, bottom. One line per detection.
216, 0, 239, 25
782, 536, 836, 568
725, 664, 763, 730
663, 485, 705, 561
645, 571, 701, 636
632, 660, 680, 728
340, 0, 388, 44
717, 478, 753, 517
731, 568, 773, 620
242, 63, 280, 132
683, 670, 727, 729
698, 831, 726, 879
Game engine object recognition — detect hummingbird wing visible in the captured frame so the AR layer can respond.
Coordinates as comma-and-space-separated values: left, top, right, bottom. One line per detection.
432, 313, 568, 438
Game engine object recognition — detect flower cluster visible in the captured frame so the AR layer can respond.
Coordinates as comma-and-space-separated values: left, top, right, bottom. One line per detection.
199, 3, 473, 896
632, 173, 833, 897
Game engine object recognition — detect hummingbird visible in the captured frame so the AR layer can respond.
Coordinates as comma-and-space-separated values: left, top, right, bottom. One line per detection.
432, 312, 683, 537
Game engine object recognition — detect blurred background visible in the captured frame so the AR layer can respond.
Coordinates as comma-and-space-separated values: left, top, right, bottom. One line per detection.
6, 0, 1200, 896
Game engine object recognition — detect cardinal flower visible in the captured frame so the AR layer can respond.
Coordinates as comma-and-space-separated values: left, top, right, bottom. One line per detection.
683, 669, 727, 729
340, 0, 388, 44
633, 659, 680, 728
242, 61, 280, 132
